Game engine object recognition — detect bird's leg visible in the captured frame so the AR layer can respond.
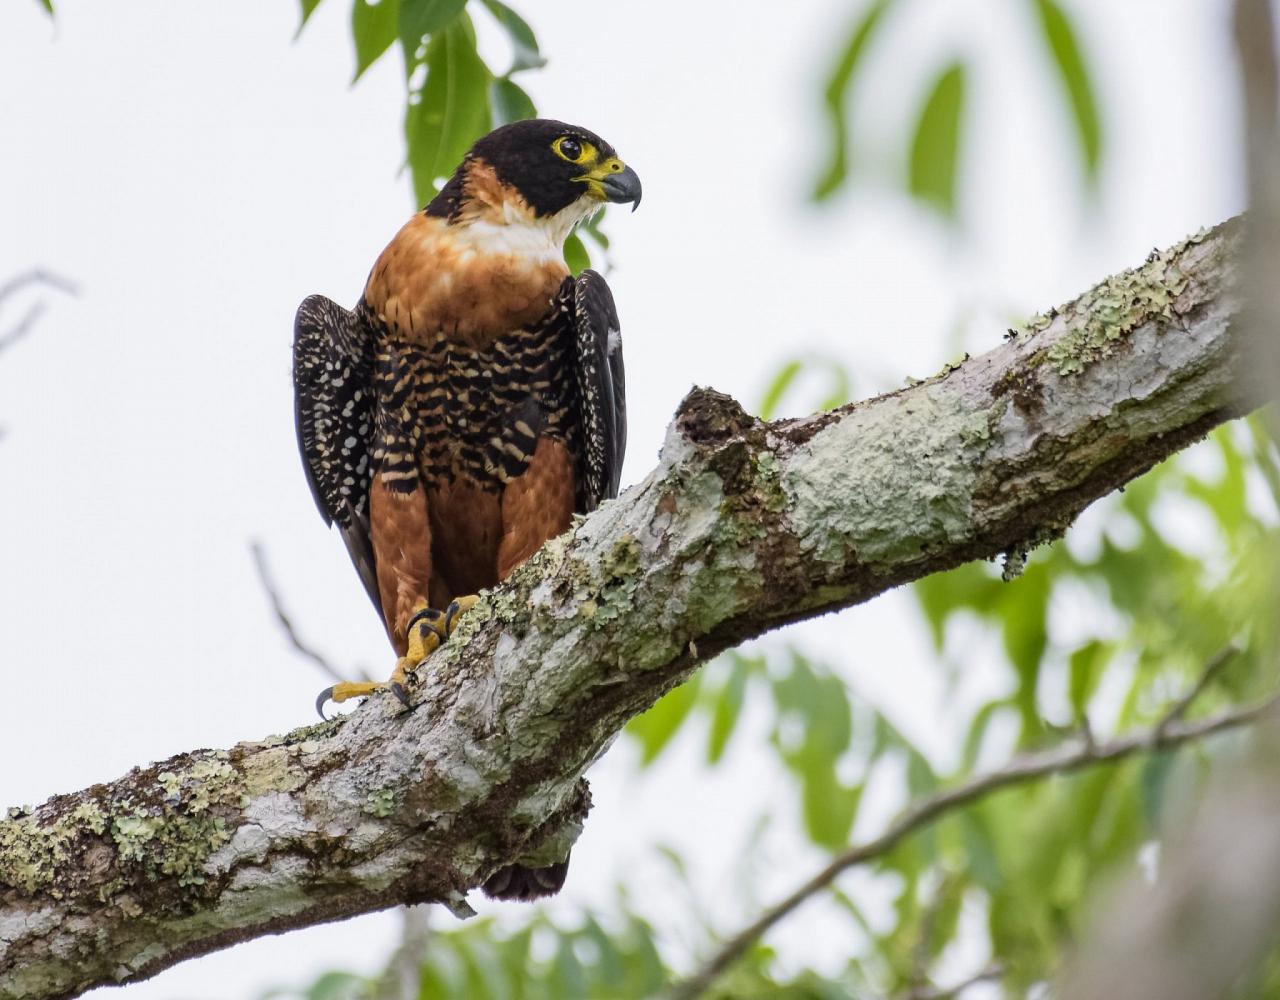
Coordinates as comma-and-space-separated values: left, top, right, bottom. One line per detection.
315, 596, 481, 717
384, 596, 479, 703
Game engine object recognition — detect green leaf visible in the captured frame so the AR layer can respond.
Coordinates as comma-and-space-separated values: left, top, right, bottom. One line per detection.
912, 562, 1002, 649
404, 13, 493, 207
579, 211, 610, 250
998, 563, 1050, 743
908, 61, 967, 218
802, 771, 862, 848
960, 811, 1002, 890
351, 0, 400, 81
626, 674, 702, 765
582, 917, 626, 988
758, 360, 803, 420
960, 697, 1012, 773
905, 748, 937, 798
399, 0, 467, 59
305, 971, 366, 1000
1031, 0, 1102, 181
481, 0, 546, 73
297, 0, 322, 31
37, 0, 54, 14
707, 659, 749, 764
756, 355, 853, 420
489, 76, 536, 127
552, 934, 587, 1000
813, 0, 895, 200
1139, 750, 1176, 828
1067, 639, 1109, 721
564, 233, 590, 276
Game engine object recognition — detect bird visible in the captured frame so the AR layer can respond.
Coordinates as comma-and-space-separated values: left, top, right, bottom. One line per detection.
292, 119, 640, 900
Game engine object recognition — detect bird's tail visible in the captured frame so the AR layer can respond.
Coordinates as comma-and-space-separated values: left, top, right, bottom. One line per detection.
482, 856, 571, 901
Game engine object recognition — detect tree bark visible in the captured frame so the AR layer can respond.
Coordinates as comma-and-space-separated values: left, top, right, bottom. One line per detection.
0, 218, 1268, 999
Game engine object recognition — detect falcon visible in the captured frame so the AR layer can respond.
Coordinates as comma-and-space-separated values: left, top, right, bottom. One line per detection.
292, 119, 639, 899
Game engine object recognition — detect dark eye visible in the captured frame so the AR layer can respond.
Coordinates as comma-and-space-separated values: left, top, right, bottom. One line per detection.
557, 137, 582, 161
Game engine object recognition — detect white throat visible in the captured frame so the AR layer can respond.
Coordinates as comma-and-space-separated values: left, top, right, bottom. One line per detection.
456, 195, 599, 263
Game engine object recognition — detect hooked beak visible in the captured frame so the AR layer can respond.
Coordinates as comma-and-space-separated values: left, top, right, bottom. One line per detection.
599, 163, 643, 211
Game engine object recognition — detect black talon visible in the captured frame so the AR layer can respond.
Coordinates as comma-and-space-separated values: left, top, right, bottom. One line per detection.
315, 687, 335, 721
407, 606, 447, 639
390, 682, 412, 709
443, 600, 463, 634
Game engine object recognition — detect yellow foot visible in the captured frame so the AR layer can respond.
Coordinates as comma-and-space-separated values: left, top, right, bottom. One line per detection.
314, 596, 479, 718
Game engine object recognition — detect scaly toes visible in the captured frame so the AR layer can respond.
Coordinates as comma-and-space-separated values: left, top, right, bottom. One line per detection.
315, 680, 386, 719
387, 655, 419, 709
443, 594, 480, 636
313, 599, 478, 717
407, 606, 447, 642
404, 616, 444, 663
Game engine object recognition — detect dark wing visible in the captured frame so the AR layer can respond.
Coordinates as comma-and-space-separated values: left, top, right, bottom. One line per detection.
292, 294, 380, 612
573, 269, 627, 511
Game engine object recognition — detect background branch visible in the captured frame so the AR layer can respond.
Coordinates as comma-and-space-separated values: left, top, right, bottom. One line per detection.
250, 539, 371, 685
898, 963, 1004, 1000
0, 269, 76, 355
669, 670, 1279, 1000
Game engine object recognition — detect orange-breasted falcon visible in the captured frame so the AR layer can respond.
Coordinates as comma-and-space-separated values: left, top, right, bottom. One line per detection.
292, 119, 639, 899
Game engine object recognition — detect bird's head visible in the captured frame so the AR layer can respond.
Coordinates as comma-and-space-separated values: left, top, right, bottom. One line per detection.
427, 119, 642, 240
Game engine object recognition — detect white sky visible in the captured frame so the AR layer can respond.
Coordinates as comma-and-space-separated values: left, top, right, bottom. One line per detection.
0, 1, 1244, 997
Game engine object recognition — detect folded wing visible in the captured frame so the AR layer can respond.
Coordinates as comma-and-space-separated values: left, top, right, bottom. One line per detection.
572, 269, 627, 511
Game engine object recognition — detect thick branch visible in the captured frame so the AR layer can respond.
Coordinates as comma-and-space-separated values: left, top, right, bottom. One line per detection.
0, 219, 1268, 999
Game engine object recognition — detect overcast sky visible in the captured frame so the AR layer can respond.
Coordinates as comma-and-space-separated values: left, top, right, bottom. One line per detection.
0, 1, 1245, 996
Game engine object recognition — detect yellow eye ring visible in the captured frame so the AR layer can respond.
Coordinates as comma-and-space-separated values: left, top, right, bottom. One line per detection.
553, 136, 585, 163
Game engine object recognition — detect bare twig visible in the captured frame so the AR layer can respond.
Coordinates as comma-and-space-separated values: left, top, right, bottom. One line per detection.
0, 269, 77, 355
1154, 644, 1239, 742
249, 539, 370, 684
0, 269, 77, 303
900, 963, 1004, 1000
907, 875, 958, 996
373, 905, 432, 1000
667, 690, 1280, 1000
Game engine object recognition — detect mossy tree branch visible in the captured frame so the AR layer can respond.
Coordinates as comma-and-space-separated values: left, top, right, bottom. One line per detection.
0, 219, 1269, 999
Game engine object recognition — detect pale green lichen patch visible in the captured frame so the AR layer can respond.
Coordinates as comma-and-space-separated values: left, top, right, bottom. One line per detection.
105, 751, 242, 888
0, 795, 116, 896
783, 386, 995, 568
364, 789, 397, 818
2, 811, 88, 897
574, 536, 644, 631
752, 451, 787, 513
1023, 236, 1196, 376
0, 749, 250, 900
278, 715, 345, 747
240, 746, 306, 798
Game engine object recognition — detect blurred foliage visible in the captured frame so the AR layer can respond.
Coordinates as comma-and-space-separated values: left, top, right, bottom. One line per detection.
908, 61, 967, 218
263, 903, 889, 1000
298, 0, 605, 270
1032, 0, 1102, 182
264, 911, 667, 1000
755, 353, 854, 421
814, 0, 1101, 218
